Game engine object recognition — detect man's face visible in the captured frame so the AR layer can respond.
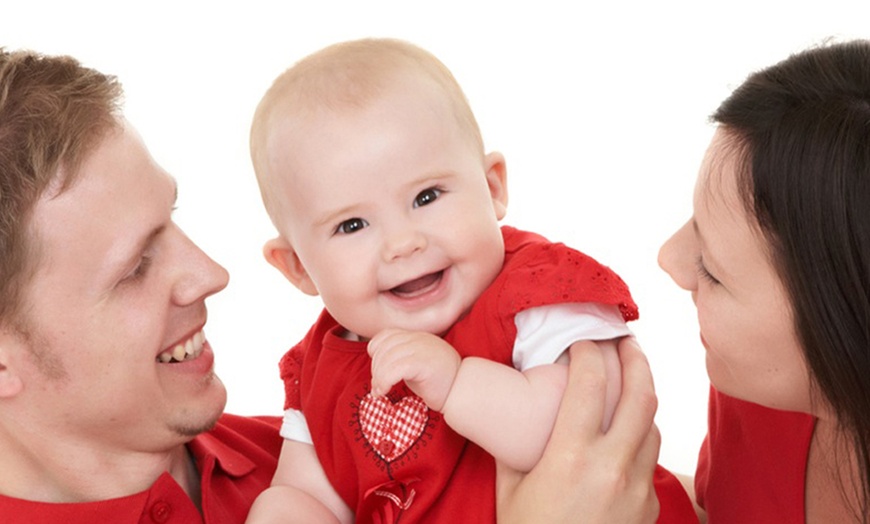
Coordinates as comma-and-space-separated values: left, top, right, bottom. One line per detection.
3, 121, 229, 453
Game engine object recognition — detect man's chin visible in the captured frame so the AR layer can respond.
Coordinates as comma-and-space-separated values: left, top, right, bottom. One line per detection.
172, 411, 224, 438
170, 403, 225, 437
170, 381, 227, 437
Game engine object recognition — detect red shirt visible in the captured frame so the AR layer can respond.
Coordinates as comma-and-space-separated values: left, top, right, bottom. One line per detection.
695, 388, 815, 522
0, 414, 282, 524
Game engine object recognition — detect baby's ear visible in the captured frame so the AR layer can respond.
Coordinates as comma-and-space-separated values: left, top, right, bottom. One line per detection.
263, 237, 319, 296
484, 152, 508, 220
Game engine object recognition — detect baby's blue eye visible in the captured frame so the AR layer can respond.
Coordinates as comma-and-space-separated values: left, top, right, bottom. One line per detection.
414, 188, 442, 208
336, 217, 368, 235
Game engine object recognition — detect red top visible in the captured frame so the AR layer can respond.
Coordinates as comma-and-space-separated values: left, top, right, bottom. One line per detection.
0, 414, 282, 524
695, 387, 815, 522
281, 226, 696, 523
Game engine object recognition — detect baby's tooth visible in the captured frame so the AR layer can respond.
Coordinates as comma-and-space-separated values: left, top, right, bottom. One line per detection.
194, 331, 204, 348
185, 339, 195, 356
172, 344, 186, 361
158, 352, 173, 363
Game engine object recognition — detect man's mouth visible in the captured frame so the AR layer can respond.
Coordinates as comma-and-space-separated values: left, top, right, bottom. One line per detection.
389, 271, 444, 298
157, 330, 206, 363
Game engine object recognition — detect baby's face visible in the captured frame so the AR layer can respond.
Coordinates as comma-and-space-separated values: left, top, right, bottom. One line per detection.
267, 75, 507, 339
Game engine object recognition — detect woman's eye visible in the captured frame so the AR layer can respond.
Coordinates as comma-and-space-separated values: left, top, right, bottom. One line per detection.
695, 257, 721, 286
336, 217, 368, 235
414, 187, 442, 208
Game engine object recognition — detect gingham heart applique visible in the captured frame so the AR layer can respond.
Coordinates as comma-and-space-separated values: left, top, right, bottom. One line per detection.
359, 393, 429, 462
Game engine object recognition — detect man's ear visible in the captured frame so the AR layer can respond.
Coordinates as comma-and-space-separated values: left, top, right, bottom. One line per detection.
263, 236, 319, 296
484, 152, 508, 220
0, 335, 24, 398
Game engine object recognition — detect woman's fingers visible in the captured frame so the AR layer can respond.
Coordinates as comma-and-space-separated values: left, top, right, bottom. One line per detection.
547, 339, 609, 450
608, 337, 658, 447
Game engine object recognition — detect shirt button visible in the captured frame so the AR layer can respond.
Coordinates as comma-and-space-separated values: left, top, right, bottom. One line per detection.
150, 501, 172, 523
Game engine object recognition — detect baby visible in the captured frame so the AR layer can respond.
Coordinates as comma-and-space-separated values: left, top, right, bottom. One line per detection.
246, 38, 636, 523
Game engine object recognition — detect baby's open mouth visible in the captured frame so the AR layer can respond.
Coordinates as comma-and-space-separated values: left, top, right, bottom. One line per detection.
390, 271, 444, 298
157, 330, 205, 363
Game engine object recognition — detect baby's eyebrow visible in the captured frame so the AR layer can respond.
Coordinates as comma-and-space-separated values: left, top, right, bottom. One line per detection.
406, 170, 455, 187
313, 203, 360, 229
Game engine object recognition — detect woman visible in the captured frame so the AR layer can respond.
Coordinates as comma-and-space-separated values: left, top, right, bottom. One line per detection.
500, 39, 870, 523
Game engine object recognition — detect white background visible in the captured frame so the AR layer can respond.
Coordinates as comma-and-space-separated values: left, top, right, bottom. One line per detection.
3, 1, 868, 476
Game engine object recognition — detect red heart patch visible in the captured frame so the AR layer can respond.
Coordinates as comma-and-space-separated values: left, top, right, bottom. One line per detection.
359, 393, 429, 462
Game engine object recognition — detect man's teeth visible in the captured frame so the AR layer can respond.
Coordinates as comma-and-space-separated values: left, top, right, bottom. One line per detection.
157, 331, 205, 363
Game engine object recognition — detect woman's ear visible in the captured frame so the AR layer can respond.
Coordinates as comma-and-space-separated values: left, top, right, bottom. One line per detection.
263, 236, 319, 296
484, 152, 508, 220
0, 337, 24, 398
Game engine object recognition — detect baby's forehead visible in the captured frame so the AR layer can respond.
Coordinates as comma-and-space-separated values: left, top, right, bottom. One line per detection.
264, 73, 460, 149
282, 64, 443, 116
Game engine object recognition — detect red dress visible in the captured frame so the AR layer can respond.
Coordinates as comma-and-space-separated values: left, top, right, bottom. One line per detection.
0, 414, 282, 524
281, 226, 696, 522
695, 388, 815, 522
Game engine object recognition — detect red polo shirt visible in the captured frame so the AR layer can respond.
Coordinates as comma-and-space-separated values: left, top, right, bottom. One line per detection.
0, 414, 282, 524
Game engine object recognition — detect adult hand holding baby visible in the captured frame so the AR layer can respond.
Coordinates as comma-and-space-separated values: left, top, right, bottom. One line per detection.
497, 338, 661, 524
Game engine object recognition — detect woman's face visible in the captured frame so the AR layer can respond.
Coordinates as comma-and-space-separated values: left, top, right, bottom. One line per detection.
658, 128, 816, 415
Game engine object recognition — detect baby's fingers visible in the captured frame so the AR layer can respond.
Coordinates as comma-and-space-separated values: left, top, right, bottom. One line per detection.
368, 330, 415, 397
367, 328, 404, 359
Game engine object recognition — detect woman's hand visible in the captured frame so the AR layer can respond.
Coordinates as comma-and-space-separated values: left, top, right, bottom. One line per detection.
496, 337, 661, 524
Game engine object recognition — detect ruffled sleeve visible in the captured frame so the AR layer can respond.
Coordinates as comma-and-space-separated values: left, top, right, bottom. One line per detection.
279, 346, 305, 411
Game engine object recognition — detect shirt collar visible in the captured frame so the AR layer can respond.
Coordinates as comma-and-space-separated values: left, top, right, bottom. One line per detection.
187, 428, 256, 478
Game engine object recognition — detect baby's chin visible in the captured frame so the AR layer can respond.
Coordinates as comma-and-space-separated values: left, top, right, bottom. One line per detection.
355, 316, 463, 341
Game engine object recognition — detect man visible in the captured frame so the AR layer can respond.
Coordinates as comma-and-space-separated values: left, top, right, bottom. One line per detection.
0, 49, 281, 523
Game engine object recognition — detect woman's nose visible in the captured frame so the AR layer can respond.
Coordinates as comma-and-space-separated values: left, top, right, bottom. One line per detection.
658, 219, 698, 292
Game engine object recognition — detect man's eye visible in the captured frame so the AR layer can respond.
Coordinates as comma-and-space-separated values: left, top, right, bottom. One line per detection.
414, 187, 442, 208
336, 217, 368, 235
121, 255, 153, 285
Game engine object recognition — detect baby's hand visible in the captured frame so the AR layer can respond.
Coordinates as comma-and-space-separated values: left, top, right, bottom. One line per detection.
367, 329, 461, 411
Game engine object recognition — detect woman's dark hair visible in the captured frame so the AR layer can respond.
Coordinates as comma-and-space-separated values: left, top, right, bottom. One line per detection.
714, 40, 870, 520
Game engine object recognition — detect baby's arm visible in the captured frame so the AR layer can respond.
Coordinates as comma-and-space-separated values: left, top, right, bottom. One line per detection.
445, 338, 621, 472
246, 439, 353, 524
368, 329, 622, 472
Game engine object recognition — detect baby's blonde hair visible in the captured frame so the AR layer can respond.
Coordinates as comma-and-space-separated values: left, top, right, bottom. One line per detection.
250, 38, 484, 224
